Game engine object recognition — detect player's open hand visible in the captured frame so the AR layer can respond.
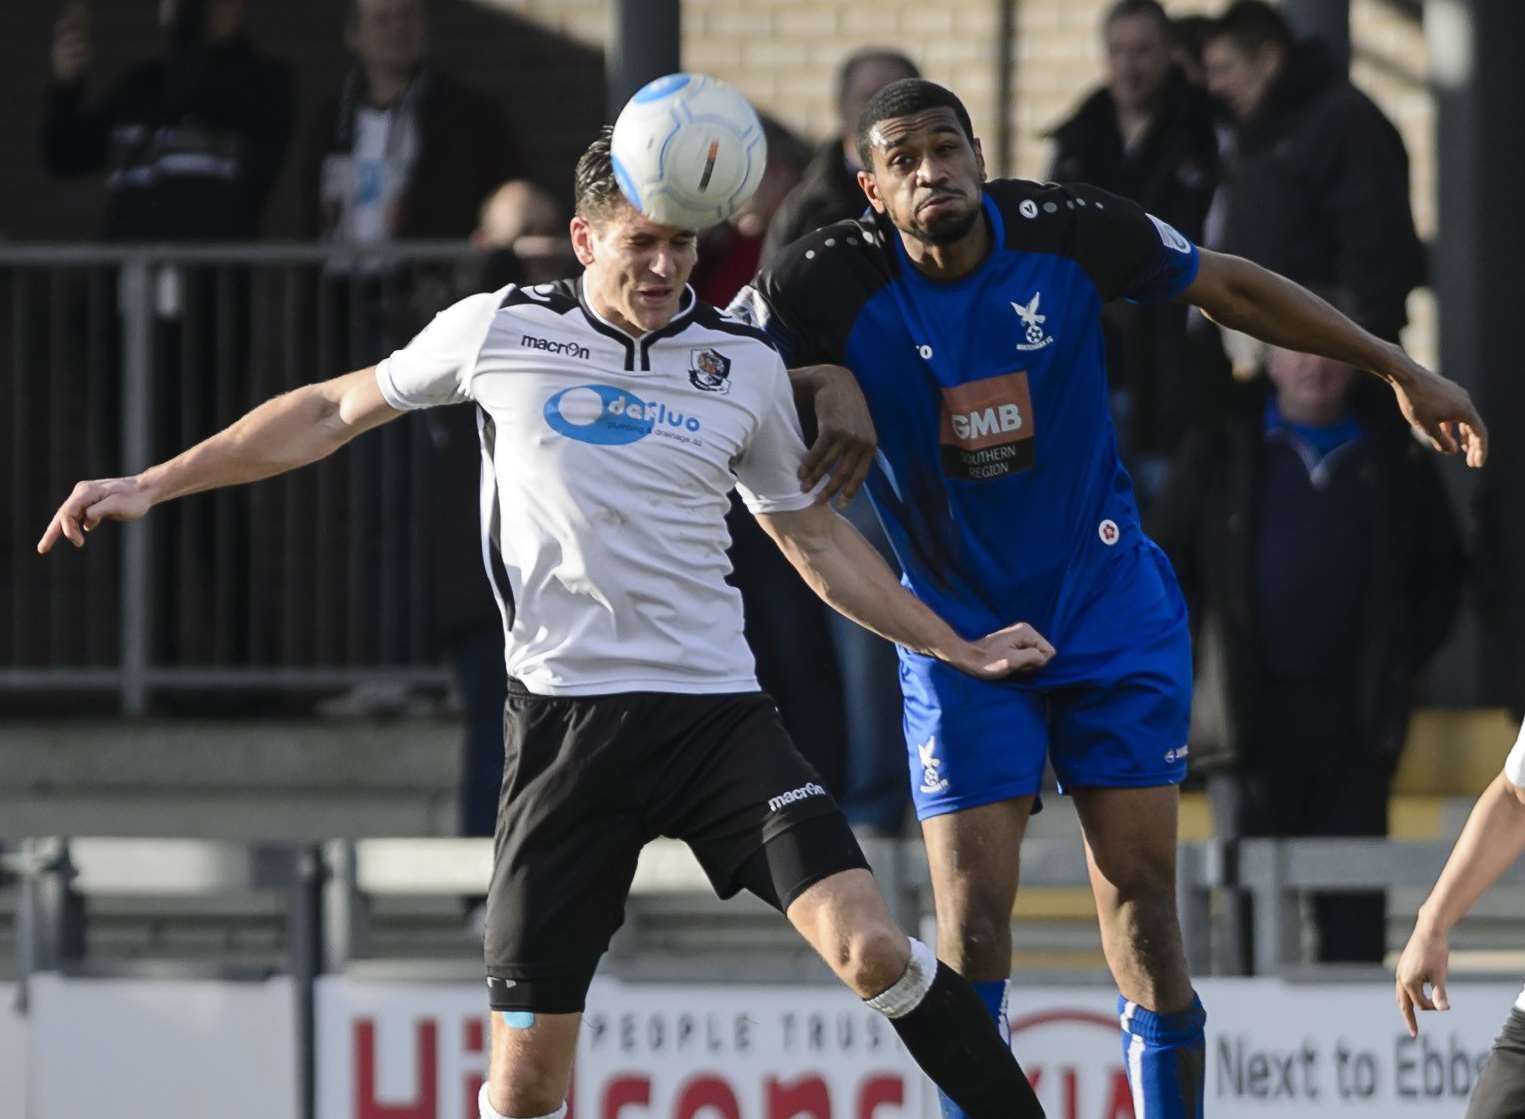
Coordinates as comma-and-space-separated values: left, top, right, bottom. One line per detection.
953, 622, 1056, 680
796, 364, 877, 508
1391, 362, 1488, 468
37, 476, 153, 554
1395, 922, 1452, 1038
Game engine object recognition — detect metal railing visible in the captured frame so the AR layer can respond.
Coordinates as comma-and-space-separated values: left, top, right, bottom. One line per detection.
2, 243, 491, 712
9, 834, 1525, 1117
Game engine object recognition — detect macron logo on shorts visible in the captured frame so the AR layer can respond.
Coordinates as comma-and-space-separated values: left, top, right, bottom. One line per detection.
768, 782, 826, 813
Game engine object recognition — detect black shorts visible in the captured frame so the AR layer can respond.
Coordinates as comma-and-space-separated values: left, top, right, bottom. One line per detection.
483, 683, 869, 1013
1468, 1007, 1525, 1119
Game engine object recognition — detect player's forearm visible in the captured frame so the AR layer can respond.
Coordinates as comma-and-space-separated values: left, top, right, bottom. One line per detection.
1193, 253, 1415, 386
766, 510, 964, 661
1415, 774, 1525, 936
138, 377, 364, 506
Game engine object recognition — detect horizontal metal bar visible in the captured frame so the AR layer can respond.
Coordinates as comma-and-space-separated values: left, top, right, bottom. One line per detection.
0, 668, 450, 689
0, 241, 477, 266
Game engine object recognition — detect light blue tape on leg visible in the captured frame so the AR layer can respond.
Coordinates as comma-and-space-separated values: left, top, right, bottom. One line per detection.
501, 1010, 536, 1029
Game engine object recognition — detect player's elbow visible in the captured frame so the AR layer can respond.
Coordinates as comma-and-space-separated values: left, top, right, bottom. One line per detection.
1503, 774, 1525, 811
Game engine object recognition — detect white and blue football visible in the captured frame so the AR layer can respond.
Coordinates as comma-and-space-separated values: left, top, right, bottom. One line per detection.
610, 72, 767, 231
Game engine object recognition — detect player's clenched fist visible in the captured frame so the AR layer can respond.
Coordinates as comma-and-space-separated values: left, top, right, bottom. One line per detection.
37, 476, 153, 553
953, 622, 1056, 680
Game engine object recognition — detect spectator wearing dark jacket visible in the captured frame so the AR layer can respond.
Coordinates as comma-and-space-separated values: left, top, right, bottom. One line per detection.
1148, 350, 1464, 970
755, 48, 920, 833
1049, 0, 1219, 498
1204, 1, 1424, 342
293, 0, 522, 243
760, 48, 918, 262
41, 0, 296, 240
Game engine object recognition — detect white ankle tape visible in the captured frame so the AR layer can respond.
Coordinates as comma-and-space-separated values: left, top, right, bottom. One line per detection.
478, 1083, 567, 1119
864, 936, 937, 1019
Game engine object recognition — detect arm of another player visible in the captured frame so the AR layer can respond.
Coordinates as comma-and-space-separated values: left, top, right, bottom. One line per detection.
787, 363, 877, 506
1178, 249, 1487, 467
37, 367, 400, 552
1395, 727, 1525, 1037
754, 502, 1054, 680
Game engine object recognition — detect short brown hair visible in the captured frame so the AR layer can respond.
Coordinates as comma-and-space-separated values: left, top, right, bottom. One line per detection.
573, 127, 630, 225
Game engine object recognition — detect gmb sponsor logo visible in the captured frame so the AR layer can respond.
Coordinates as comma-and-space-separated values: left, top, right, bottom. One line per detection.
543, 384, 702, 447
950, 402, 1023, 441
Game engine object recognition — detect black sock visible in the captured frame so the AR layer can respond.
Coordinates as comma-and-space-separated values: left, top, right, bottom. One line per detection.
877, 958, 1044, 1118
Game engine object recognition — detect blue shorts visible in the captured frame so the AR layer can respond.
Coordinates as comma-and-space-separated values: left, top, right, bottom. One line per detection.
899, 545, 1192, 821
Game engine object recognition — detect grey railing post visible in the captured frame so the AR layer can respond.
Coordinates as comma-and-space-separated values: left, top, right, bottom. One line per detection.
289, 845, 324, 1119
118, 257, 155, 716
1243, 839, 1296, 976
322, 840, 364, 974
1176, 841, 1215, 977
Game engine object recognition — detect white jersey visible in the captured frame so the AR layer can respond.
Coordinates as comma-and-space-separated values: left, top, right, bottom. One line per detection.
1504, 717, 1525, 1011
376, 279, 815, 696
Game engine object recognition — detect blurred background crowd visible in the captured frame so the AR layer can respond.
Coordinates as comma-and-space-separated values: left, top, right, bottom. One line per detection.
4, 0, 1525, 973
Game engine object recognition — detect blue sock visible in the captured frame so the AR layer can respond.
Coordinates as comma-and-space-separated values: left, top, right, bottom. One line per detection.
937, 978, 1009, 1119
1118, 992, 1206, 1119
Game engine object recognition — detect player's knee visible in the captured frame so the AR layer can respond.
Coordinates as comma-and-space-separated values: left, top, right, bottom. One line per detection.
830, 922, 910, 998
941, 896, 1014, 967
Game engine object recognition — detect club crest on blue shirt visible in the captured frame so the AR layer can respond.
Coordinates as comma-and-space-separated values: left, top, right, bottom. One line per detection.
689, 347, 732, 394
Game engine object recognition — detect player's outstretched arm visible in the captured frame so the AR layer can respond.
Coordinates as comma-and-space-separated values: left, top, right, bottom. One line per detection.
754, 502, 1054, 680
37, 366, 401, 553
1396, 770, 1525, 1037
1179, 249, 1487, 468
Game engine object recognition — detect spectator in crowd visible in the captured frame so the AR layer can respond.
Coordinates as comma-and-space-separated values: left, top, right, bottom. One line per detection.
761, 48, 919, 261
1148, 322, 1465, 970
1170, 14, 1216, 88
690, 117, 810, 307
757, 51, 923, 835
1203, 0, 1425, 344
293, 0, 522, 245
40, 0, 295, 666
40, 0, 296, 240
1049, 0, 1219, 500
472, 179, 570, 286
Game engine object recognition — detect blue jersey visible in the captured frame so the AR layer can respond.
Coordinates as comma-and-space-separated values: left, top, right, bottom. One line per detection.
732, 180, 1199, 673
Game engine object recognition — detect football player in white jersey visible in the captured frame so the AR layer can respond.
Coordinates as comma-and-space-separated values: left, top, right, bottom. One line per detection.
38, 131, 1052, 1119
1397, 715, 1525, 1116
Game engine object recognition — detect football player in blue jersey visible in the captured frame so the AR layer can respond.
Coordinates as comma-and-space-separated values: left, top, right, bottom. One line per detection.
734, 78, 1485, 1119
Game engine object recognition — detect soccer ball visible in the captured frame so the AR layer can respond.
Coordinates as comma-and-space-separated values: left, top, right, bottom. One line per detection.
610, 72, 767, 231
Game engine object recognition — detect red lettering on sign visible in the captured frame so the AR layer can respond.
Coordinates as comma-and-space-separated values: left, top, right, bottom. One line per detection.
1106, 1071, 1134, 1119
674, 1075, 740, 1119
767, 1074, 828, 1119
355, 1018, 437, 1119
856, 1075, 903, 1119
602, 1075, 650, 1119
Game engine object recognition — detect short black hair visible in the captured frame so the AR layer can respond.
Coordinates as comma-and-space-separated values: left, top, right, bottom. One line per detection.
573, 127, 628, 225
835, 48, 921, 115
1172, 14, 1215, 64
1207, 0, 1293, 56
855, 79, 975, 169
1103, 0, 1172, 37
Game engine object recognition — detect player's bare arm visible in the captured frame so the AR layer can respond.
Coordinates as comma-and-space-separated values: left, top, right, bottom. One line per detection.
754, 501, 1054, 680
1179, 248, 1488, 467
1396, 772, 1525, 1036
37, 366, 400, 553
786, 363, 878, 506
